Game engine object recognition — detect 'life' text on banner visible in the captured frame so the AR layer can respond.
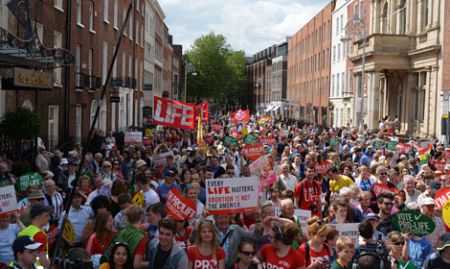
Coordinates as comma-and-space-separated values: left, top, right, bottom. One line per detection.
153, 96, 195, 129
206, 176, 259, 215
166, 189, 197, 221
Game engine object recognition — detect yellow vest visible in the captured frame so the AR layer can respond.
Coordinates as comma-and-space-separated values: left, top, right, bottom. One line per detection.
18, 224, 48, 266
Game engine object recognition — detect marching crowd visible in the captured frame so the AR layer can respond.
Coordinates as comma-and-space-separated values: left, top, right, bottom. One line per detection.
0, 114, 450, 269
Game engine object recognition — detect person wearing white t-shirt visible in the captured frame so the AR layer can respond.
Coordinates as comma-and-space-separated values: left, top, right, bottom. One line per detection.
135, 173, 160, 211
278, 163, 297, 191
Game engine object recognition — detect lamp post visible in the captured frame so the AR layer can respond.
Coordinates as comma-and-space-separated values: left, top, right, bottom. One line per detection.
183, 62, 196, 102
341, 13, 366, 143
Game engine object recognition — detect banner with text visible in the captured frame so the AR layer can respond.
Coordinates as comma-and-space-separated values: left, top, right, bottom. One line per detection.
331, 223, 360, 242
124, 132, 143, 145
195, 101, 209, 123
206, 176, 259, 215
153, 96, 195, 129
0, 185, 18, 217
166, 189, 197, 221
242, 143, 265, 161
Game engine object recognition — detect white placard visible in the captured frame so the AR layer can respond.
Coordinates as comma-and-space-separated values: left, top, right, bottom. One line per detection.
295, 209, 311, 237
124, 132, 143, 144
0, 185, 18, 214
331, 223, 360, 242
153, 151, 174, 167
206, 176, 259, 215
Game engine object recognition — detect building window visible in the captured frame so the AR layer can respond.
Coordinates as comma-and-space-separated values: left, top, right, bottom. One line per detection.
75, 105, 82, 144
75, 44, 81, 85
112, 46, 117, 78
123, 7, 127, 35
415, 72, 427, 121
113, 0, 118, 29
54, 0, 63, 10
422, 0, 429, 30
336, 17, 339, 35
77, 0, 82, 25
331, 75, 335, 97
333, 46, 336, 63
340, 14, 343, 32
89, 1, 95, 31
348, 69, 353, 96
103, 0, 109, 22
337, 73, 340, 96
337, 44, 341, 62
102, 42, 108, 84
381, 3, 388, 34
53, 32, 62, 85
399, 0, 407, 34
88, 48, 93, 76
35, 22, 44, 45
341, 72, 345, 96
129, 13, 133, 39
354, 3, 359, 18
122, 52, 126, 78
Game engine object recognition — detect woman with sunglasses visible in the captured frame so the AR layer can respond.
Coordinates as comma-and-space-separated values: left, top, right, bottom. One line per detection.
99, 242, 133, 269
386, 231, 408, 269
256, 220, 305, 269
234, 241, 259, 269
187, 221, 226, 269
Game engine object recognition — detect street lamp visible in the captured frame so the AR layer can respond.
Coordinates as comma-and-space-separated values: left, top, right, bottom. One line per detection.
183, 62, 196, 102
341, 13, 366, 143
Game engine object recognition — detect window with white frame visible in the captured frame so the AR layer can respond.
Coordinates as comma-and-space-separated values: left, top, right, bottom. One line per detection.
129, 12, 133, 39
89, 1, 94, 31
333, 46, 336, 63
112, 46, 117, 78
340, 14, 343, 32
331, 75, 335, 97
104, 0, 109, 22
422, 0, 429, 30
123, 7, 127, 35
341, 72, 345, 96
337, 73, 340, 96
54, 0, 63, 10
337, 44, 341, 62
75, 105, 82, 144
113, 0, 118, 29
35, 22, 44, 45
77, 0, 82, 25
88, 48, 93, 76
122, 52, 126, 78
336, 17, 339, 35
129, 56, 132, 78
102, 42, 108, 84
53, 32, 62, 85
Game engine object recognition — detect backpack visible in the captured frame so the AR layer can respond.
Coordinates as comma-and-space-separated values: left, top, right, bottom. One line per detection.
353, 241, 390, 269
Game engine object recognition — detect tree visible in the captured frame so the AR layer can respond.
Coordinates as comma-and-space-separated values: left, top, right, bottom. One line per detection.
0, 107, 43, 140
185, 32, 246, 107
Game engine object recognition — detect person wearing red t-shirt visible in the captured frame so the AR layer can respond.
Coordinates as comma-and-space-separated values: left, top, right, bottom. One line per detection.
298, 217, 332, 269
256, 221, 305, 269
175, 220, 193, 250
85, 212, 115, 255
294, 166, 322, 217
187, 221, 226, 269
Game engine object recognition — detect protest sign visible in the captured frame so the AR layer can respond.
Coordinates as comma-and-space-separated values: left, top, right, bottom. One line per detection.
260, 136, 276, 146
331, 223, 360, 242
124, 132, 142, 145
371, 182, 395, 197
166, 189, 196, 221
391, 210, 435, 236
397, 261, 418, 269
211, 123, 223, 132
386, 141, 398, 152
0, 185, 17, 215
295, 209, 311, 236
222, 136, 239, 148
231, 109, 250, 123
153, 96, 195, 129
153, 151, 174, 167
328, 137, 340, 147
195, 101, 209, 123
249, 155, 270, 176
206, 176, 258, 215
243, 133, 259, 145
131, 191, 144, 208
373, 140, 384, 150
242, 143, 265, 161
15, 173, 44, 194
47, 224, 59, 250
315, 161, 334, 175
435, 187, 450, 208
63, 219, 76, 244
443, 200, 450, 229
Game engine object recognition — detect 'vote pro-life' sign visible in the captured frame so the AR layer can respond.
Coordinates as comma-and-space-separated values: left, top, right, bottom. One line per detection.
153, 96, 195, 130
206, 176, 259, 215
391, 210, 435, 236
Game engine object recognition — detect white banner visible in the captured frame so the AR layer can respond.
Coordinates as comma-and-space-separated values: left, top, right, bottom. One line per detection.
153, 151, 174, 167
331, 223, 360, 242
295, 209, 311, 237
206, 176, 259, 215
0, 185, 18, 214
124, 132, 143, 144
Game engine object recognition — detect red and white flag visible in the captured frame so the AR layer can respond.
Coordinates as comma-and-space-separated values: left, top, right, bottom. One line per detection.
153, 96, 195, 129
231, 109, 250, 123
195, 101, 209, 123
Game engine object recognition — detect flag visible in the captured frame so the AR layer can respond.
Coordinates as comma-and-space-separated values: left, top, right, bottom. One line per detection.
418, 145, 432, 165
258, 116, 270, 125
197, 116, 205, 147
231, 109, 250, 123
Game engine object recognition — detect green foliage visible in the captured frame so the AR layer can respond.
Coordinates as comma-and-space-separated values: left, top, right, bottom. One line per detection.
185, 32, 246, 105
0, 107, 43, 140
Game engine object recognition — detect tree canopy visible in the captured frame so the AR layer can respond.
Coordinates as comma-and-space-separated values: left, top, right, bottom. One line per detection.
185, 32, 246, 106
0, 107, 43, 140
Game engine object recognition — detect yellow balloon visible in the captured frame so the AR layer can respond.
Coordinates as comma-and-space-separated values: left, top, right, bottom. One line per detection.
443, 200, 450, 229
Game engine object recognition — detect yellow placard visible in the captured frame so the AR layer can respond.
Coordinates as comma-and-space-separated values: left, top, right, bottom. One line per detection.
132, 191, 144, 208
63, 219, 76, 243
145, 128, 152, 137
443, 200, 450, 229
241, 127, 248, 136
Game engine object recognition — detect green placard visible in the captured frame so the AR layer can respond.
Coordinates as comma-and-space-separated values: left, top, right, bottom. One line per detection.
329, 137, 340, 146
391, 210, 435, 236
397, 261, 417, 269
221, 136, 239, 148
243, 133, 259, 145
373, 140, 384, 150
15, 172, 44, 194
385, 141, 398, 151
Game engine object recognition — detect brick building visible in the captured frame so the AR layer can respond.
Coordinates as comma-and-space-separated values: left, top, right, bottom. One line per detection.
287, 2, 334, 126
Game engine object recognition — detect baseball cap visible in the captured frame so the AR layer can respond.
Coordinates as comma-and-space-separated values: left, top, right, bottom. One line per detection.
30, 204, 51, 219
12, 236, 42, 253
419, 197, 435, 207
164, 169, 177, 177
437, 232, 450, 251
364, 213, 380, 222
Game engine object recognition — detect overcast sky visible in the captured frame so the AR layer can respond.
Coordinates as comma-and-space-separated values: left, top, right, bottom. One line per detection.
159, 0, 330, 56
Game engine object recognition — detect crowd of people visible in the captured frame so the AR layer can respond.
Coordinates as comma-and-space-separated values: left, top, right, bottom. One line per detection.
0, 114, 450, 269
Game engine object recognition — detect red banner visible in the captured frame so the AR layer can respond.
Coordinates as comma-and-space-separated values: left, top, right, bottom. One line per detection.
211, 123, 223, 132
397, 143, 412, 155
372, 182, 395, 197
231, 109, 250, 123
166, 189, 197, 221
315, 161, 334, 175
195, 101, 209, 123
153, 96, 195, 130
260, 136, 276, 146
242, 143, 265, 161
